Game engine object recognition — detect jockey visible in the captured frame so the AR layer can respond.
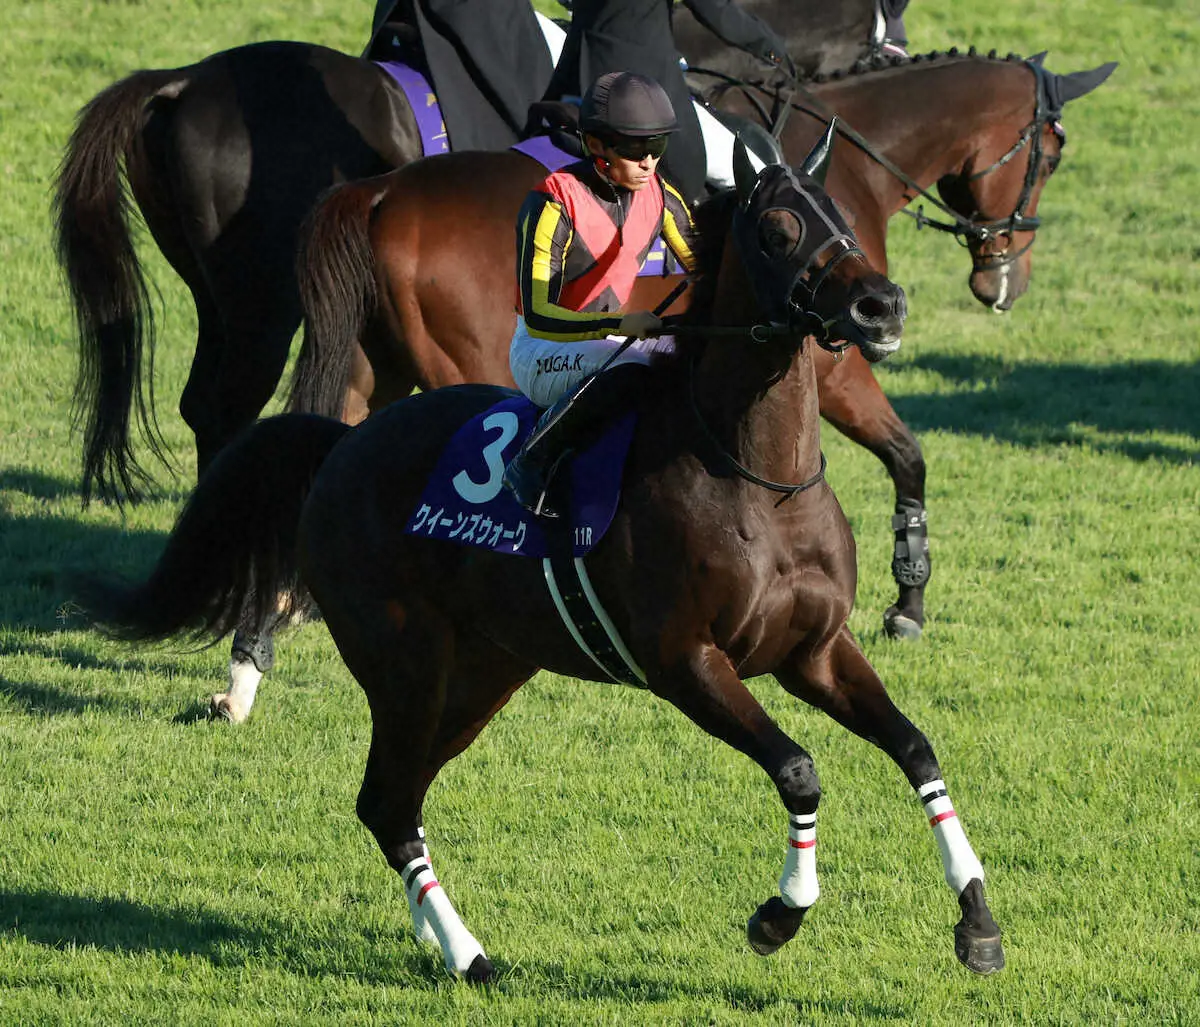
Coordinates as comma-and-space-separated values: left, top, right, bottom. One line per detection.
543, 0, 794, 205
365, 0, 553, 151
502, 72, 698, 518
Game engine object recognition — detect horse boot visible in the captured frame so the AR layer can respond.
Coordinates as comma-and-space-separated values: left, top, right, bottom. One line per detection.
502, 364, 648, 519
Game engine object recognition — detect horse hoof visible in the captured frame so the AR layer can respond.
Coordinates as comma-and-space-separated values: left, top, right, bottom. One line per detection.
883, 607, 922, 641
954, 878, 1004, 974
746, 896, 806, 956
207, 694, 245, 724
463, 953, 495, 985
954, 921, 1006, 974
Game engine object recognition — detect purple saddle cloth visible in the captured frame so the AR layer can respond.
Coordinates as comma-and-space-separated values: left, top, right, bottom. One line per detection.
406, 395, 636, 558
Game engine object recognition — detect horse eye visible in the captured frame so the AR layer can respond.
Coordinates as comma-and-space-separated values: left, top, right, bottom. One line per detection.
757, 211, 802, 259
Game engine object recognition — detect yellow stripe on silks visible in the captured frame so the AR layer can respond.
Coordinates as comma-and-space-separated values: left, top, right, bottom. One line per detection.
660, 180, 698, 274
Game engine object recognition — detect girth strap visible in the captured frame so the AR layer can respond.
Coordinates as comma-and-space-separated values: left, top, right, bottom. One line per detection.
543, 553, 646, 686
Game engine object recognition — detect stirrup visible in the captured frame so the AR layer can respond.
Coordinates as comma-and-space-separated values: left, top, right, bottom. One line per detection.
502, 452, 567, 519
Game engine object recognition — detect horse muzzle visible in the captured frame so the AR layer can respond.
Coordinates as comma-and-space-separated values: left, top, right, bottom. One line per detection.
835, 278, 907, 362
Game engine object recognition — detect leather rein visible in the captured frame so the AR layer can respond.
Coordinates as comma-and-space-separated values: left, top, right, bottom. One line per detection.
691, 56, 1066, 272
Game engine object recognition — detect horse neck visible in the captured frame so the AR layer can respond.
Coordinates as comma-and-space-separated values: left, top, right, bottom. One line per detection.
682, 247, 823, 482
812, 59, 1036, 197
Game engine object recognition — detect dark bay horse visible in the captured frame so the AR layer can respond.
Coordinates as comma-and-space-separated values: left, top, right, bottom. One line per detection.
53, 41, 423, 505
86, 153, 1006, 982
51, 1, 883, 507
288, 50, 1115, 650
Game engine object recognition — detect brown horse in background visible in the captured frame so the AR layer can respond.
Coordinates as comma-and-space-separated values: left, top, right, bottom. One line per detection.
87, 153, 1006, 983
51, 1, 889, 508
289, 51, 1115, 648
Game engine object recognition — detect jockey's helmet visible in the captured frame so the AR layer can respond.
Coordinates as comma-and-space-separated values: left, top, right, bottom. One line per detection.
580, 72, 679, 139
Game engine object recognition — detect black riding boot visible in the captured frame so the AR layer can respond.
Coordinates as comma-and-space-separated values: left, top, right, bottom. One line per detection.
503, 364, 648, 519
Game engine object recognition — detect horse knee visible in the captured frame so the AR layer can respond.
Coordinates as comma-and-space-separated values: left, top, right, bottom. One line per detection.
774, 752, 820, 815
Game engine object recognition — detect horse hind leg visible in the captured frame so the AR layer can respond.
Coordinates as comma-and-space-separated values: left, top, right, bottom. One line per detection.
321, 589, 533, 982
773, 631, 1004, 974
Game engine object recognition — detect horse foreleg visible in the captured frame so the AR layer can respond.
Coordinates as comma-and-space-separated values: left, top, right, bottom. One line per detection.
649, 645, 823, 955
773, 630, 1005, 974
817, 351, 929, 639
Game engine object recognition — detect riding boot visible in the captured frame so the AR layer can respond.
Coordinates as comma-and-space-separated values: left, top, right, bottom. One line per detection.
503, 364, 647, 519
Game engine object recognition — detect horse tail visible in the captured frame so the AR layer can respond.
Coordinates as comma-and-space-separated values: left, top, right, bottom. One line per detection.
288, 177, 390, 420
52, 66, 191, 505
83, 414, 352, 645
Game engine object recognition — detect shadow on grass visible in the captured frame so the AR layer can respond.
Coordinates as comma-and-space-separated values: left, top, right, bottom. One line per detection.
888, 356, 1200, 463
0, 468, 171, 633
0, 888, 912, 1014
0, 890, 263, 964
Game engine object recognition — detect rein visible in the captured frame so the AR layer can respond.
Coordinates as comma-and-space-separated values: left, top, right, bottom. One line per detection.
684, 345, 827, 505
690, 57, 1060, 271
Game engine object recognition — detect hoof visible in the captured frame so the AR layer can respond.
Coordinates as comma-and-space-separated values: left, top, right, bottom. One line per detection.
747, 896, 806, 956
462, 953, 495, 985
207, 694, 246, 724
954, 878, 1005, 975
954, 921, 1005, 974
883, 606, 922, 641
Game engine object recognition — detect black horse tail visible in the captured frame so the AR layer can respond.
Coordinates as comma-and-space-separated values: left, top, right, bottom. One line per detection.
288, 176, 391, 420
52, 66, 192, 506
84, 413, 352, 645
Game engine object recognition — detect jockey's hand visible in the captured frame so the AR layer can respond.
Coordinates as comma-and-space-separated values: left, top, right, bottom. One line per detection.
618, 310, 664, 340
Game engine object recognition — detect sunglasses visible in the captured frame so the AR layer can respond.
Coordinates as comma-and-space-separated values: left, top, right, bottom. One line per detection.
605, 134, 670, 161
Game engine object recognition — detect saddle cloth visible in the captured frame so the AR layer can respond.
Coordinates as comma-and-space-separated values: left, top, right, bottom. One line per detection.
405, 394, 636, 558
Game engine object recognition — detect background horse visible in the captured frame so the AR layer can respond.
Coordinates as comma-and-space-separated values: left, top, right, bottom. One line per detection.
53, 41, 423, 505
676, 0, 885, 81
52, 0, 883, 507
86, 151, 1005, 984
289, 50, 1114, 652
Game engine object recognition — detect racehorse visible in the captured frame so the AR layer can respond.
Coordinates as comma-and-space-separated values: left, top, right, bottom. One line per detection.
51, 1, 885, 508
287, 50, 1115, 654
85, 145, 1006, 983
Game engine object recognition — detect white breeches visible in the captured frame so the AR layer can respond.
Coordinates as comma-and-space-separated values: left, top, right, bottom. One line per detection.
510, 315, 676, 407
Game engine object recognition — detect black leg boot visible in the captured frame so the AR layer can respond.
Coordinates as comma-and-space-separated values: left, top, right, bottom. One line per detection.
503, 364, 648, 518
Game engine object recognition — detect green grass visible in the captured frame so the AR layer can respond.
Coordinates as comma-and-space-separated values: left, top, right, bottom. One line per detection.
2, 0, 1199, 1023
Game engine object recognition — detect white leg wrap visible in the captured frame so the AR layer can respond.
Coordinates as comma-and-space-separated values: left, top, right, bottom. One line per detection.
779, 812, 820, 909
919, 779, 985, 895
406, 831, 437, 944
210, 656, 262, 723
401, 856, 485, 976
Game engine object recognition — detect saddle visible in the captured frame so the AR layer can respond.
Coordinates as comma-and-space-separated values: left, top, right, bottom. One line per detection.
522, 99, 586, 160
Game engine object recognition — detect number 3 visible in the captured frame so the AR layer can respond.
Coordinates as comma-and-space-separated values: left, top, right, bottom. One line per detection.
452, 411, 520, 504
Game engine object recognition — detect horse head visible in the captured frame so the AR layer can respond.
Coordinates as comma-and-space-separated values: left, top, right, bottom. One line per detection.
732, 122, 906, 362
936, 56, 1117, 312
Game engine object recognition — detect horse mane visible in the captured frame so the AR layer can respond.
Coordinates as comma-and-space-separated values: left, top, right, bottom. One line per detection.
806, 46, 1029, 85
676, 187, 740, 326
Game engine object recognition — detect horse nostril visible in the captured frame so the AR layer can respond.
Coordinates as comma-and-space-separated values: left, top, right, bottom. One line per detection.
851, 293, 892, 326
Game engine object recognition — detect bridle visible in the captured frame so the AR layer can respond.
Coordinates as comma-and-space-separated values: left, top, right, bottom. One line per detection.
691, 56, 1066, 273
677, 177, 879, 502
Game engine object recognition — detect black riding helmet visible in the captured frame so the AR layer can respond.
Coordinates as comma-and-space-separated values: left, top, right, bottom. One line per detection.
579, 72, 679, 138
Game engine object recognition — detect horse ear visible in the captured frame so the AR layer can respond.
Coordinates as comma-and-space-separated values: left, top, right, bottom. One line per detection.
1055, 62, 1118, 103
798, 117, 837, 187
733, 136, 760, 208
1029, 51, 1048, 66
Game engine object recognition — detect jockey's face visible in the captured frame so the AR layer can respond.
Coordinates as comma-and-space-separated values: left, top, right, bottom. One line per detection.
585, 133, 666, 193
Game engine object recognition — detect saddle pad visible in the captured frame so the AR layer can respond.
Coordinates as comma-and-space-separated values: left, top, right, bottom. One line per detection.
406, 395, 636, 558
375, 60, 449, 155
512, 136, 673, 278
